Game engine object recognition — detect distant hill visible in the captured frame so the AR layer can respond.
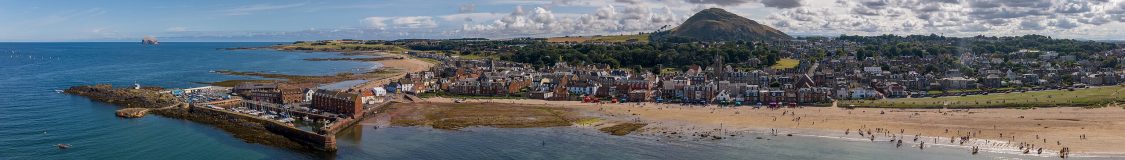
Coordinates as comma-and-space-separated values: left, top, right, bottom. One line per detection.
547, 34, 650, 43
654, 8, 791, 42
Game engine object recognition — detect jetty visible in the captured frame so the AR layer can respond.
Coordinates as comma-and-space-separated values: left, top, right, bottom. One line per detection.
63, 84, 382, 151
191, 98, 392, 151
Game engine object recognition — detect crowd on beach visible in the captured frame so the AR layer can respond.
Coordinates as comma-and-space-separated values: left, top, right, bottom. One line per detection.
435, 97, 1113, 158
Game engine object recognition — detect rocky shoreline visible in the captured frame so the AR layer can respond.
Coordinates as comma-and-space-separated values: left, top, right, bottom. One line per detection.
64, 84, 325, 153
64, 84, 178, 109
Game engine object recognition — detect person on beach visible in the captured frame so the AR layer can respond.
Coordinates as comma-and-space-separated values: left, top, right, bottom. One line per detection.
919, 141, 925, 150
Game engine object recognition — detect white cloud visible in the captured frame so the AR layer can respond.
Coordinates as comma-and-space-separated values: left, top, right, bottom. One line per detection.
221, 3, 306, 16
363, 16, 439, 29
440, 13, 505, 22
362, 17, 388, 29
764, 0, 1125, 38
681, 0, 803, 8
460, 4, 683, 37
391, 16, 439, 29
327, 0, 1125, 40
166, 27, 188, 32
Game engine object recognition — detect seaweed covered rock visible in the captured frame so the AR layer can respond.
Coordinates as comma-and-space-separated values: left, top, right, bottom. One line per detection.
65, 84, 178, 108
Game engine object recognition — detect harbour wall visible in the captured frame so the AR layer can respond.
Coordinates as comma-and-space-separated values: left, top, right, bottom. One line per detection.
190, 101, 337, 151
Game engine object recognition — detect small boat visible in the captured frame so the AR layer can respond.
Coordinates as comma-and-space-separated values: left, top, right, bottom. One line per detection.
56, 144, 71, 149
54, 90, 64, 93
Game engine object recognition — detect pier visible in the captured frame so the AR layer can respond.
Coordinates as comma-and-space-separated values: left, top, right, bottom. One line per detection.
192, 98, 392, 151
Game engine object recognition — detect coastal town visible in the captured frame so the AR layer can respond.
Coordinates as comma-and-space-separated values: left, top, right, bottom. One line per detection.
40, 6, 1125, 160
359, 36, 1125, 107
92, 34, 1118, 156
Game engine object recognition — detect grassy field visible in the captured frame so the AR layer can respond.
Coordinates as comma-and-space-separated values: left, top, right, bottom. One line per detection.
839, 85, 1125, 108
770, 58, 799, 70
590, 34, 649, 42
546, 34, 649, 43
276, 41, 407, 52
546, 37, 590, 43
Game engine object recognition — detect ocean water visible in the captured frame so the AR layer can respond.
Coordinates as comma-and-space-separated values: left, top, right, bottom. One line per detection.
0, 43, 1099, 160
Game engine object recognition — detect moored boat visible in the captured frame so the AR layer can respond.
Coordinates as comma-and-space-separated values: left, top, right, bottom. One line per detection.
56, 144, 71, 149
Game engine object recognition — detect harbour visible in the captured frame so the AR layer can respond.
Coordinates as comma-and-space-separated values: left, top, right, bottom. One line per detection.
4, 42, 1123, 160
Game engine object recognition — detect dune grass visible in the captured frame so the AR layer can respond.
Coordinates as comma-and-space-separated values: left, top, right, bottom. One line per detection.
839, 85, 1125, 108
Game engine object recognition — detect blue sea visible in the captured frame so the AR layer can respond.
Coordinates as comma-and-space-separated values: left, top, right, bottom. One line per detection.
0, 43, 1093, 160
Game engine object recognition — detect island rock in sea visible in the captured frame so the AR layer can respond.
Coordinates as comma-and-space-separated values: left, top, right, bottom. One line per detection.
142, 36, 159, 45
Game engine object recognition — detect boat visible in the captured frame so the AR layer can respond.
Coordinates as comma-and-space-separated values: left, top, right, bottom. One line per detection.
54, 90, 64, 93
56, 144, 71, 149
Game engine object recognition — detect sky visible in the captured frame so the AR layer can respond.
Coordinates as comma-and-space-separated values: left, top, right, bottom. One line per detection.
1, 0, 1123, 42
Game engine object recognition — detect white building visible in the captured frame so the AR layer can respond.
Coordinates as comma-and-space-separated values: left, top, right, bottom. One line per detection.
372, 87, 387, 96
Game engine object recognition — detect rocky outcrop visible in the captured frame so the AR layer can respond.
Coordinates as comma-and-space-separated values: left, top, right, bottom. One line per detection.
65, 84, 178, 108
142, 36, 159, 45
115, 108, 150, 118
67, 84, 329, 152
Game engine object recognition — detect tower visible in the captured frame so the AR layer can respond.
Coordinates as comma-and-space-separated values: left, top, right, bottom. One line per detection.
713, 55, 724, 81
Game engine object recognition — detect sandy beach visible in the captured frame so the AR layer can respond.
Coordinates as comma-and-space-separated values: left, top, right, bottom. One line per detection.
349, 52, 435, 91
421, 97, 1125, 156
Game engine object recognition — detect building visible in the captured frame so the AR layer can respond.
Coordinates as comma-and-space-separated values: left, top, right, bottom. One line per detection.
233, 82, 277, 102
311, 89, 363, 118
939, 77, 976, 90
233, 82, 307, 104
371, 87, 388, 96
278, 84, 306, 104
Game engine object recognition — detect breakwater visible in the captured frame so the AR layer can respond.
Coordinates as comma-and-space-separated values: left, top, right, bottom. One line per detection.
64, 84, 364, 152
186, 103, 337, 151
191, 99, 391, 151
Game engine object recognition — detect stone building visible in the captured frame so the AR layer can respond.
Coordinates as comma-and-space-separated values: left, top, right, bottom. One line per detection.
311, 89, 363, 118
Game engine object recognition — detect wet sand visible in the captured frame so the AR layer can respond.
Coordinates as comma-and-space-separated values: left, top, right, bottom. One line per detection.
350, 52, 434, 91
423, 97, 1125, 156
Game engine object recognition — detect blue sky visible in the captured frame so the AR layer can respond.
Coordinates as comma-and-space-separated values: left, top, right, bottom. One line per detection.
2, 0, 1124, 41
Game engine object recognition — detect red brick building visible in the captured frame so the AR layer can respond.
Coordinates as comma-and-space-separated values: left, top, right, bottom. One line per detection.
233, 82, 309, 104
311, 89, 363, 118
